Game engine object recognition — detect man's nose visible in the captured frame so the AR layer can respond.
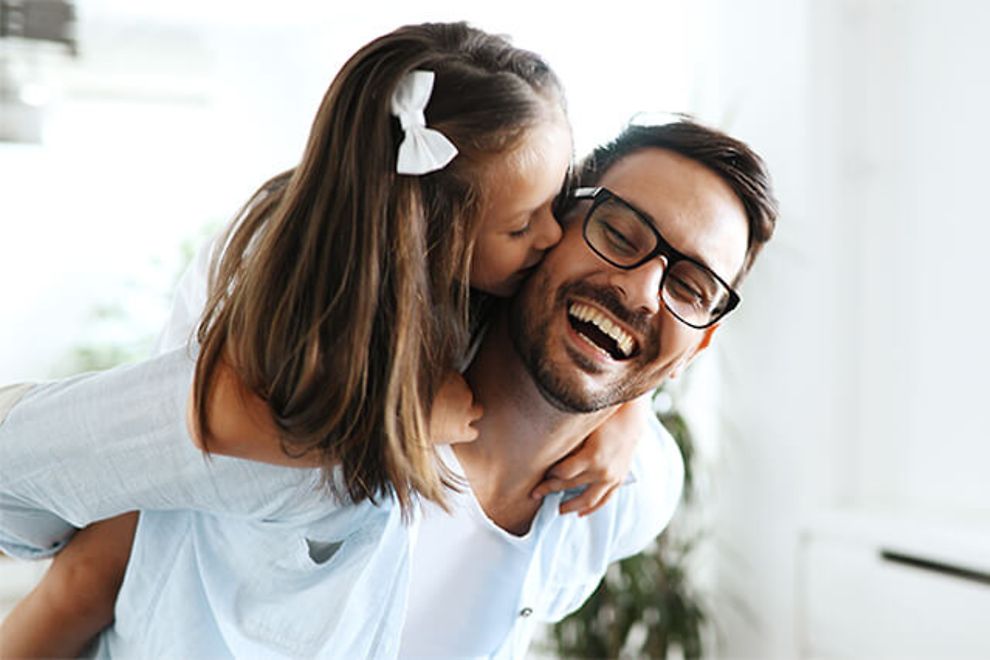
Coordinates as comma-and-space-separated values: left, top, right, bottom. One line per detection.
532, 207, 563, 251
608, 257, 664, 316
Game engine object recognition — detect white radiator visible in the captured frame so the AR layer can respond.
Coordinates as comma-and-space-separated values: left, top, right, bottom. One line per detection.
798, 509, 990, 659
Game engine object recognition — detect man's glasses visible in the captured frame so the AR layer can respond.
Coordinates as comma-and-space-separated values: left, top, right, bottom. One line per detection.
570, 187, 740, 329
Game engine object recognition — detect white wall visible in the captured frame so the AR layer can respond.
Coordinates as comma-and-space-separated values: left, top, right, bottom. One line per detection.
850, 0, 990, 513
706, 0, 990, 657
0, 19, 317, 381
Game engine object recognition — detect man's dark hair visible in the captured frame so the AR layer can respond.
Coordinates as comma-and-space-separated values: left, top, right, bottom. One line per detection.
572, 118, 778, 285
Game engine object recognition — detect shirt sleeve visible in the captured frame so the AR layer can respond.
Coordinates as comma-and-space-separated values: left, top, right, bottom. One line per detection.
609, 414, 685, 562
0, 239, 216, 559
154, 233, 217, 355
0, 350, 328, 560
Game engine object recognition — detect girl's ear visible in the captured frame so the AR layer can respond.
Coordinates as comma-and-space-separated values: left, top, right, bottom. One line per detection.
669, 324, 719, 379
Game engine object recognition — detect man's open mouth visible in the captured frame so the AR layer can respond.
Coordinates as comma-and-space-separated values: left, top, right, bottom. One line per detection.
567, 302, 638, 360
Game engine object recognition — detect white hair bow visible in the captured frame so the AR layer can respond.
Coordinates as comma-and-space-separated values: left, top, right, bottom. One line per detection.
390, 70, 459, 175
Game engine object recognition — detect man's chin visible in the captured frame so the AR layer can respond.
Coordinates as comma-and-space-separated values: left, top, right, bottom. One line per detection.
509, 276, 649, 412
531, 375, 609, 414
563, 341, 607, 375
528, 357, 626, 413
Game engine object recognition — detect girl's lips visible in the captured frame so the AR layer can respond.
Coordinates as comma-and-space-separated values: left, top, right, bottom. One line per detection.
519, 249, 547, 274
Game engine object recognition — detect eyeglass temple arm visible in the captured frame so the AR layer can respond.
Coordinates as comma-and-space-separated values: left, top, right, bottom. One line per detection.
571, 186, 601, 199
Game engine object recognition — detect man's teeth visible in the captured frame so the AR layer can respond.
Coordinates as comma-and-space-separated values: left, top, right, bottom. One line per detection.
569, 302, 635, 357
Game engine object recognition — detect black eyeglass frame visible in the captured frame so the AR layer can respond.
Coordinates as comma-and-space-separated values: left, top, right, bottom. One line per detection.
571, 186, 741, 329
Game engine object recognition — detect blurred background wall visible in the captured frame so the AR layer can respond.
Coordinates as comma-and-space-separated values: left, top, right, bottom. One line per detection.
708, 1, 990, 657
2, 0, 989, 657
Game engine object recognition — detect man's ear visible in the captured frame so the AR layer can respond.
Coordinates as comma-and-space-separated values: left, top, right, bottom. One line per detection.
669, 324, 719, 379
696, 323, 718, 352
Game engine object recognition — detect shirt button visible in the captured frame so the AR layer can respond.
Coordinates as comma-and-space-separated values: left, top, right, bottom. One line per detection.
519, 607, 533, 618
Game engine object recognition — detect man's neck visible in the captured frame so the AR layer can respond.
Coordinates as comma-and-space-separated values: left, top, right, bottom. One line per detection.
452, 313, 613, 535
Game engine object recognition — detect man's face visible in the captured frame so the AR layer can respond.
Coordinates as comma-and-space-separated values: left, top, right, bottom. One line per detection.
509, 147, 749, 413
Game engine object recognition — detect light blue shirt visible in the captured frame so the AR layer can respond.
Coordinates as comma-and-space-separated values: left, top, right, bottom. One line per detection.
97, 414, 682, 659
0, 347, 413, 658
99, 486, 410, 657
0, 348, 327, 557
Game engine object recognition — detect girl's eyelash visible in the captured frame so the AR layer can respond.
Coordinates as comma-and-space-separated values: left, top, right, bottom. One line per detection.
509, 224, 532, 237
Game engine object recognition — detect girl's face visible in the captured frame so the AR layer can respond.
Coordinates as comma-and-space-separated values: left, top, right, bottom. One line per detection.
470, 116, 573, 297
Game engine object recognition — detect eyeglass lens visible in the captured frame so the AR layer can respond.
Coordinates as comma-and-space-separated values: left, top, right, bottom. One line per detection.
586, 198, 731, 326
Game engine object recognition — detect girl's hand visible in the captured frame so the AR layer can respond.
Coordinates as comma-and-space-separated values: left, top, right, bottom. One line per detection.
531, 394, 652, 516
429, 371, 484, 445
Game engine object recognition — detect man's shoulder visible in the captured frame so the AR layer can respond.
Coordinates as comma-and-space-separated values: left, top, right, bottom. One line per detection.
627, 415, 685, 508
534, 418, 685, 623
553, 417, 684, 566
611, 416, 684, 539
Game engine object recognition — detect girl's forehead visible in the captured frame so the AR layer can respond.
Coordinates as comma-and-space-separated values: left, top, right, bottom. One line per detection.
484, 120, 572, 211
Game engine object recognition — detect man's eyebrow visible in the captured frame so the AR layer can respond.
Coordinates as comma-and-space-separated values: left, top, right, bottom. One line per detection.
619, 192, 666, 236
625, 193, 721, 273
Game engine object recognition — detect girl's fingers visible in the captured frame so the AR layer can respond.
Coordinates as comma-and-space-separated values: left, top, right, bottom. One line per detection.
577, 484, 619, 517
559, 482, 610, 515
547, 455, 591, 480
531, 474, 592, 500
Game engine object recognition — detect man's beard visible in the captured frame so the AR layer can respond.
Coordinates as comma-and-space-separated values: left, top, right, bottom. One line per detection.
508, 275, 662, 413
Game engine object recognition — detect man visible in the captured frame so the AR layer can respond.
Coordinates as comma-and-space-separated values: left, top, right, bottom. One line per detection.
399, 119, 777, 657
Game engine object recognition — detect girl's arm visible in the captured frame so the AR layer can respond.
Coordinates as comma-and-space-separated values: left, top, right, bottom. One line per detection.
0, 513, 137, 658
184, 357, 321, 467
189, 366, 483, 464
530, 393, 654, 516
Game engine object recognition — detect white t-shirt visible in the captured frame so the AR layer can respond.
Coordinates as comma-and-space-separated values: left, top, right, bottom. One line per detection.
399, 421, 684, 659
401, 446, 539, 658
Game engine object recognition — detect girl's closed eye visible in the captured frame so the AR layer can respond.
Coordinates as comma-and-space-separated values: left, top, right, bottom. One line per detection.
469, 117, 572, 297
508, 220, 533, 238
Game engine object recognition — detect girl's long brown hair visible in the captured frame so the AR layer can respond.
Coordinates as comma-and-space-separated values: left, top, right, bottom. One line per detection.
192, 22, 564, 512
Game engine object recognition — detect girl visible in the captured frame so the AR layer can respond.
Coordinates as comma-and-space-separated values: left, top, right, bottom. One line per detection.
0, 22, 649, 657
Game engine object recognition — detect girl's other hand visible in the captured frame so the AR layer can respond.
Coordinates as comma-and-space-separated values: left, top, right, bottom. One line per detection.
429, 371, 483, 445
531, 394, 651, 516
